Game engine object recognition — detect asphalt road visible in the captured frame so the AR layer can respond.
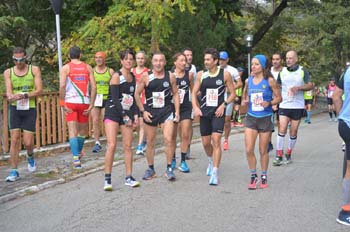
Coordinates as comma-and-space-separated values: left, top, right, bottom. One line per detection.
0, 113, 347, 232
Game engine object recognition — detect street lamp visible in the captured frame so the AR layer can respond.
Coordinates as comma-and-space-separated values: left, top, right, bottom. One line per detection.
244, 34, 253, 76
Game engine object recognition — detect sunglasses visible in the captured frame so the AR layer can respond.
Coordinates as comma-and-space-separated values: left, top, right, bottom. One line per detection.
13, 56, 26, 62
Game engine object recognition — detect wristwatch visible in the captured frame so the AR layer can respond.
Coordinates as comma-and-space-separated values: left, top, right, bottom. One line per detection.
23, 93, 29, 99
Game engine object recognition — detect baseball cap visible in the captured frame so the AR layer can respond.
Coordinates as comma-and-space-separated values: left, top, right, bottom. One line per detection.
219, 51, 229, 60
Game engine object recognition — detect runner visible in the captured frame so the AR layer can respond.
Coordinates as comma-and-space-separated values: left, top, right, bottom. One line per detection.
333, 66, 350, 226
242, 54, 281, 189
91, 51, 114, 153
103, 49, 140, 191
232, 67, 244, 127
132, 51, 149, 156
273, 50, 313, 166
326, 78, 337, 122
170, 52, 194, 173
219, 51, 242, 151
59, 46, 96, 169
135, 52, 180, 181
4, 47, 43, 182
192, 48, 235, 185
304, 82, 315, 124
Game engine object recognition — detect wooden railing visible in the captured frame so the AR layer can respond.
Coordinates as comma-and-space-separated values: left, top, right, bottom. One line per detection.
0, 92, 104, 154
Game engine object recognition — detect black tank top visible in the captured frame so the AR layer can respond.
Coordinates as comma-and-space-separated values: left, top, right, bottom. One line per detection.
175, 70, 191, 109
199, 68, 225, 117
145, 71, 172, 109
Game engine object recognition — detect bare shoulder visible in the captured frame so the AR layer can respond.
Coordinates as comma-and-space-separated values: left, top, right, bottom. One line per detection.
3, 68, 11, 77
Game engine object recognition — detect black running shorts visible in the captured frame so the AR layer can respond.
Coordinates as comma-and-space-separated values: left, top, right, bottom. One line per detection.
9, 105, 36, 132
200, 116, 225, 136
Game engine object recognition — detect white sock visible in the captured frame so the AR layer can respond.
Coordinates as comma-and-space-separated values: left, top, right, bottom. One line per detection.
277, 133, 285, 151
288, 136, 297, 151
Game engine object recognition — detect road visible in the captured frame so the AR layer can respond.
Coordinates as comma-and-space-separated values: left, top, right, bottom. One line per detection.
0, 113, 347, 232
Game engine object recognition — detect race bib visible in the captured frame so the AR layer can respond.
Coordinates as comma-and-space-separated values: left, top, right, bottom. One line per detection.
251, 92, 264, 112
328, 90, 334, 98
94, 94, 103, 107
178, 89, 186, 104
16, 98, 29, 110
287, 88, 295, 102
206, 88, 218, 107
121, 93, 134, 110
152, 91, 165, 108
306, 90, 313, 97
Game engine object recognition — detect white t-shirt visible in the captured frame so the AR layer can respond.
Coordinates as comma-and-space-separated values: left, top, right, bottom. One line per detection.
270, 67, 281, 80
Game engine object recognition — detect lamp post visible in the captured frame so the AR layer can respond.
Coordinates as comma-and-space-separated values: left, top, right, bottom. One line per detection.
244, 34, 253, 76
50, 0, 63, 78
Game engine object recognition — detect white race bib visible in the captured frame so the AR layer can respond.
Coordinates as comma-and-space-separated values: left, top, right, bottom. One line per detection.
121, 94, 134, 110
152, 91, 165, 108
328, 90, 334, 98
206, 88, 218, 107
251, 92, 264, 112
287, 88, 295, 102
306, 90, 313, 97
16, 98, 30, 110
178, 89, 186, 104
94, 94, 103, 107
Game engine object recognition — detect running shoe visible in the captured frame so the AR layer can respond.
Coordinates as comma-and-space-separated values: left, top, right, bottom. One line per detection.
206, 162, 213, 176
260, 175, 268, 189
178, 161, 190, 173
171, 158, 176, 169
209, 170, 218, 185
185, 146, 191, 160
329, 118, 333, 122
342, 142, 346, 152
235, 122, 244, 127
125, 176, 140, 187
307, 120, 311, 124
285, 154, 292, 164
73, 156, 82, 169
5, 170, 20, 182
334, 117, 338, 122
27, 155, 36, 172
104, 180, 112, 191
267, 142, 274, 153
248, 175, 259, 190
336, 210, 350, 226
142, 168, 156, 180
92, 143, 102, 153
165, 167, 176, 181
272, 156, 283, 166
135, 144, 144, 155
223, 140, 229, 151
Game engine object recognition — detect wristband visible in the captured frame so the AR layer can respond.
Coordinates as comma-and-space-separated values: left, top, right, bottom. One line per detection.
224, 101, 228, 107
59, 99, 65, 107
140, 110, 144, 116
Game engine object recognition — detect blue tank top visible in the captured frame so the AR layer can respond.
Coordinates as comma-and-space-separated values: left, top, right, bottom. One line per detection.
247, 76, 273, 118
338, 68, 350, 127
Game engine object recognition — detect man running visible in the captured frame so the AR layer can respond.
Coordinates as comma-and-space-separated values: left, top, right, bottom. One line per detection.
333, 66, 350, 226
192, 48, 235, 185
326, 78, 338, 122
4, 47, 43, 181
91, 51, 114, 153
273, 50, 313, 166
304, 82, 315, 124
132, 51, 149, 155
232, 67, 244, 127
135, 52, 180, 181
219, 51, 242, 151
60, 46, 96, 169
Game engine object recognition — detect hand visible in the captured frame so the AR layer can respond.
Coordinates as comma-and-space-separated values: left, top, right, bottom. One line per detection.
260, 101, 270, 108
83, 105, 93, 116
62, 105, 73, 115
272, 105, 278, 111
290, 86, 300, 95
235, 97, 239, 102
215, 104, 225, 117
123, 116, 132, 127
241, 98, 248, 106
143, 111, 153, 123
173, 112, 179, 123
193, 107, 202, 117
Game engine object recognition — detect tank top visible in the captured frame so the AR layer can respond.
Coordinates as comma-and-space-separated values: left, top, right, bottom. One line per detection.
247, 76, 273, 118
304, 90, 313, 100
10, 65, 35, 108
118, 71, 136, 113
175, 70, 191, 109
338, 68, 350, 127
94, 67, 111, 100
199, 68, 225, 117
65, 62, 90, 104
144, 71, 172, 110
327, 84, 336, 98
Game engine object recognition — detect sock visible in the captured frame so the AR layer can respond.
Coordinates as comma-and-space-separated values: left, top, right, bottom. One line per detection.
77, 135, 85, 154
149, 165, 154, 170
250, 169, 257, 176
333, 111, 337, 117
342, 178, 350, 207
105, 173, 111, 184
208, 156, 213, 163
173, 153, 176, 159
212, 167, 218, 174
167, 164, 171, 169
307, 111, 311, 121
277, 133, 285, 151
329, 112, 333, 118
288, 136, 297, 152
261, 171, 267, 176
69, 137, 80, 156
181, 152, 186, 162
95, 141, 100, 145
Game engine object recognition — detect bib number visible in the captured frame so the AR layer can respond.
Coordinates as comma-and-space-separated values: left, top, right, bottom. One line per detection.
152, 91, 165, 108
206, 88, 218, 107
121, 94, 134, 110
287, 88, 295, 102
94, 94, 103, 107
251, 92, 264, 112
178, 89, 186, 104
16, 98, 30, 110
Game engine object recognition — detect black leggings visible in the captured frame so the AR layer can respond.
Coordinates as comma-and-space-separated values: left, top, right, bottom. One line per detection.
339, 120, 350, 161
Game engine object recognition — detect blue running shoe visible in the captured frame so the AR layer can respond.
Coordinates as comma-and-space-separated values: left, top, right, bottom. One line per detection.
337, 210, 350, 226
178, 161, 190, 173
27, 155, 36, 172
171, 158, 176, 169
206, 162, 213, 176
142, 168, 156, 180
141, 141, 147, 152
135, 144, 144, 155
165, 167, 176, 181
6, 170, 20, 182
92, 143, 102, 153
73, 156, 82, 169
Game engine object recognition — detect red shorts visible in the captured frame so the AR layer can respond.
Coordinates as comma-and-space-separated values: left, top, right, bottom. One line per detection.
65, 103, 90, 123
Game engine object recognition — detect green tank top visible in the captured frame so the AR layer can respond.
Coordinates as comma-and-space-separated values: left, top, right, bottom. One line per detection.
235, 87, 242, 97
10, 65, 35, 108
94, 67, 111, 100
304, 90, 313, 100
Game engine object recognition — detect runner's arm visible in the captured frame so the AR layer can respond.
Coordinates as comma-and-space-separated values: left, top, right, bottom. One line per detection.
87, 65, 97, 109
224, 70, 236, 104
191, 71, 202, 111
170, 72, 180, 118
29, 65, 43, 98
4, 69, 15, 102
268, 77, 282, 106
59, 65, 69, 102
135, 72, 147, 113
